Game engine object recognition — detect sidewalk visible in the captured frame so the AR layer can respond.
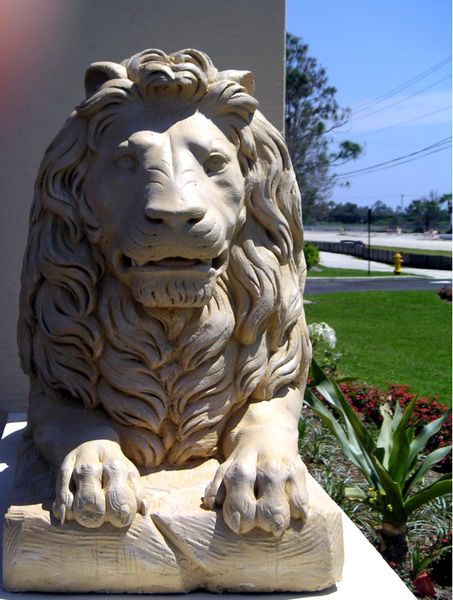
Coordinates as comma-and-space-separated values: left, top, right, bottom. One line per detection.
319, 252, 452, 281
305, 230, 451, 252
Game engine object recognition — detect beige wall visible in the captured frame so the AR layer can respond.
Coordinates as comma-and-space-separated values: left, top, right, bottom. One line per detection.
0, 0, 285, 412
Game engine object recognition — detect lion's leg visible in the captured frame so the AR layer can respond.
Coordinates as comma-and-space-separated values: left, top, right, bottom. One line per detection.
204, 385, 308, 536
28, 380, 120, 466
28, 380, 147, 528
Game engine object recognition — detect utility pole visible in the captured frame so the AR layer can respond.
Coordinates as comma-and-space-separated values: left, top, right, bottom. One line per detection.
400, 194, 405, 212
367, 208, 372, 276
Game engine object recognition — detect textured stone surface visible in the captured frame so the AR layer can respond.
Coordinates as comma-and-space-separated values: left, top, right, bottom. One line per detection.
4, 461, 343, 593
5, 47, 342, 593
2, 421, 416, 599
0, 0, 286, 416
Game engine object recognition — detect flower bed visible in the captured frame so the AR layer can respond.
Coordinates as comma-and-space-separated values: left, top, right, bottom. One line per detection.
300, 408, 452, 598
338, 381, 452, 471
305, 321, 452, 596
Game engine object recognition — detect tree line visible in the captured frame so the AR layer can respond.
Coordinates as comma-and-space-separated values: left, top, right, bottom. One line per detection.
308, 193, 452, 231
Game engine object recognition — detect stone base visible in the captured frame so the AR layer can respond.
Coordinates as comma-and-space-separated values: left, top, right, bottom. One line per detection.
3, 459, 343, 593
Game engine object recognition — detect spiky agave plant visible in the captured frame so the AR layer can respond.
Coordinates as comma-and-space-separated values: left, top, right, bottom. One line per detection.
304, 359, 452, 562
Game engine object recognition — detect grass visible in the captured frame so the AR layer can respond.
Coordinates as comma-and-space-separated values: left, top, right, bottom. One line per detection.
371, 245, 452, 257
308, 266, 408, 278
304, 290, 452, 406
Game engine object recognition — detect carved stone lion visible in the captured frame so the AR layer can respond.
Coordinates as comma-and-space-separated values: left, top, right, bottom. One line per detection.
18, 49, 311, 535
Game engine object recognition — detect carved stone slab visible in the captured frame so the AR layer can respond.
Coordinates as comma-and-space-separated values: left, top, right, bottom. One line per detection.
3, 460, 343, 593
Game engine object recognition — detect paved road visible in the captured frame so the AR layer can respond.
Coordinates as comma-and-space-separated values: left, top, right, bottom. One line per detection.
305, 276, 452, 295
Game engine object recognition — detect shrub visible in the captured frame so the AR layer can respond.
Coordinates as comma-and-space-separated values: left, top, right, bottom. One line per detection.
304, 242, 320, 270
438, 286, 452, 303
338, 381, 452, 470
305, 360, 452, 564
308, 322, 342, 376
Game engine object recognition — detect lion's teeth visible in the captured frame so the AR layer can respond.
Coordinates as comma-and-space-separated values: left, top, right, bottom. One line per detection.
131, 259, 138, 266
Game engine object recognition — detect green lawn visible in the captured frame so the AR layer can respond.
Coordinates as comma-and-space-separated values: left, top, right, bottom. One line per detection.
371, 245, 452, 257
304, 291, 452, 406
308, 266, 408, 278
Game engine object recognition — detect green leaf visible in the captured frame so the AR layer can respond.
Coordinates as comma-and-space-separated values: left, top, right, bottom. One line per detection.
298, 418, 307, 441
374, 447, 385, 463
396, 396, 418, 433
376, 399, 415, 485
414, 544, 453, 575
335, 377, 357, 383
408, 410, 451, 467
387, 398, 417, 478
388, 427, 412, 485
305, 366, 380, 485
404, 445, 452, 495
304, 387, 349, 443
410, 544, 453, 576
368, 458, 406, 524
310, 358, 327, 386
392, 399, 404, 427
376, 403, 394, 468
404, 478, 453, 516
304, 387, 377, 482
345, 486, 367, 501
311, 359, 375, 453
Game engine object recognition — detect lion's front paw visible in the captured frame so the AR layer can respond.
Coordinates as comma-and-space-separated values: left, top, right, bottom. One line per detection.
204, 450, 308, 536
52, 440, 147, 528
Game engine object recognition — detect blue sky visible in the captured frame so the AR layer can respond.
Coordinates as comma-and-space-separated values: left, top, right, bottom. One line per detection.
286, 0, 452, 210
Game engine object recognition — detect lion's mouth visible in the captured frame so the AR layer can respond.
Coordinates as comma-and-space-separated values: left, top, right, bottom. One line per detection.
120, 251, 227, 273
131, 257, 204, 269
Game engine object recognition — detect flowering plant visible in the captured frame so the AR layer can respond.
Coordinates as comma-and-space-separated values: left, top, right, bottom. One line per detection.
338, 381, 451, 469
308, 322, 337, 349
410, 541, 452, 597
308, 322, 342, 376
304, 359, 452, 557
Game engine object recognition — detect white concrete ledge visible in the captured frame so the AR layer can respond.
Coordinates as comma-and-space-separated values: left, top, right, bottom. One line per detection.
1, 420, 415, 599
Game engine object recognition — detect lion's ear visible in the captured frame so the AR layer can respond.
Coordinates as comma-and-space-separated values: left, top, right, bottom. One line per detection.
217, 70, 255, 95
85, 62, 128, 97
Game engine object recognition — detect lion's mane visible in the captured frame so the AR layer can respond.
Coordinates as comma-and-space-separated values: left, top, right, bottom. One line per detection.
18, 49, 311, 467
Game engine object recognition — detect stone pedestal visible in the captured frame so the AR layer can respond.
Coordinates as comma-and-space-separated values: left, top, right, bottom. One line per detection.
3, 459, 343, 593
2, 420, 418, 599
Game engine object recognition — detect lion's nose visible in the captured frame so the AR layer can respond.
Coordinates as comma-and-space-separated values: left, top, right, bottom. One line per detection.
144, 204, 206, 227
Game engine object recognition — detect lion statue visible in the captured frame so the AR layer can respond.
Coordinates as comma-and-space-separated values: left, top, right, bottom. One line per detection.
18, 48, 311, 536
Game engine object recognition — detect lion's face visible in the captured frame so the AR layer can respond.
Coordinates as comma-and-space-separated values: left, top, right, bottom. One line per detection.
84, 100, 246, 308
20, 50, 308, 422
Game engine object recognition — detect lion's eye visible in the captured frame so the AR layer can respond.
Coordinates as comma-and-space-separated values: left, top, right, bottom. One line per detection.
115, 153, 138, 171
204, 153, 228, 175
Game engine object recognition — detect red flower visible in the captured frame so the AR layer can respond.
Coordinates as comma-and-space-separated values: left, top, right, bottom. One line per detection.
412, 571, 435, 597
308, 378, 451, 470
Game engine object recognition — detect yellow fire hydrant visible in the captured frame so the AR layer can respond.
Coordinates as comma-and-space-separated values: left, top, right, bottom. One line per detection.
393, 252, 403, 274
